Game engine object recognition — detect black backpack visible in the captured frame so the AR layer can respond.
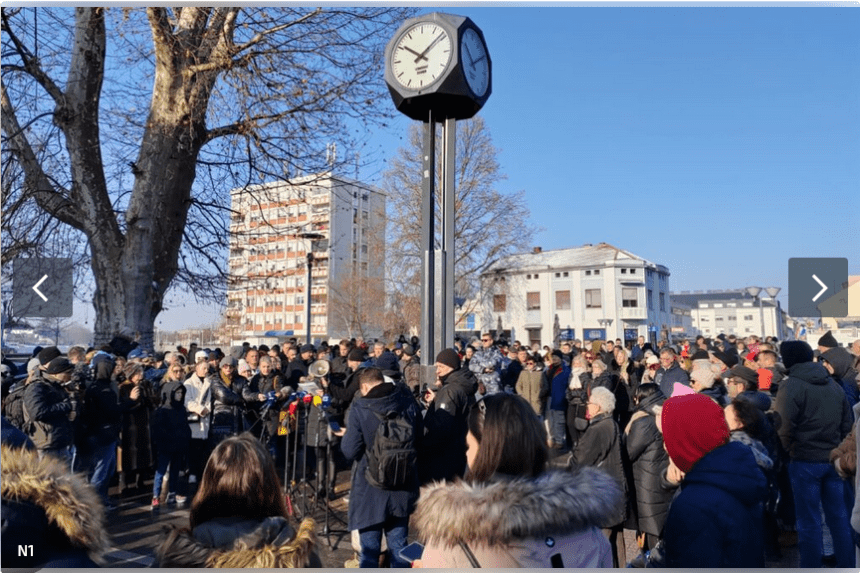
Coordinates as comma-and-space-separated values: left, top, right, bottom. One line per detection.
3, 384, 27, 431
364, 409, 417, 491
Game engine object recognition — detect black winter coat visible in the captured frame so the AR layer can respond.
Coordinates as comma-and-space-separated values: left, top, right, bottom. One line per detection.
22, 379, 73, 451
570, 412, 628, 527
81, 377, 124, 449
419, 367, 478, 485
209, 373, 249, 437
246, 371, 287, 438
623, 392, 672, 537
151, 382, 192, 455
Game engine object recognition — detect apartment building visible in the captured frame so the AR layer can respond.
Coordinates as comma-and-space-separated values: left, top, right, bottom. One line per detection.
225, 173, 385, 345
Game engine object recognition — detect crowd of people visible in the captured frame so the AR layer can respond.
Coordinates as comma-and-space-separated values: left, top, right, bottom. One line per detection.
0, 327, 858, 568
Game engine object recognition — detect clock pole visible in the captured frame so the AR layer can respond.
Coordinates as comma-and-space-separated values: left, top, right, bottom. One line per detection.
420, 110, 436, 368
384, 12, 491, 383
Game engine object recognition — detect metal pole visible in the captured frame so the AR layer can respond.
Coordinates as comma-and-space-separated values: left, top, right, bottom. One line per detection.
420, 111, 436, 380
440, 117, 456, 351
307, 252, 313, 345
758, 296, 765, 338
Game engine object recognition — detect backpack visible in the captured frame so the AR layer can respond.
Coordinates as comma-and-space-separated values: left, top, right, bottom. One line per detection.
364, 409, 417, 491
3, 384, 27, 430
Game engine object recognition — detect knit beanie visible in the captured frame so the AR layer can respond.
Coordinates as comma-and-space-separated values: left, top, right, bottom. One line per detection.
435, 348, 461, 370
780, 340, 814, 369
712, 350, 738, 369
347, 348, 365, 363
817, 330, 838, 349
690, 367, 716, 389
661, 393, 730, 473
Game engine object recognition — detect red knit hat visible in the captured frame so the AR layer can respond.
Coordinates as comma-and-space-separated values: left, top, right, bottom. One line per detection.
661, 393, 730, 473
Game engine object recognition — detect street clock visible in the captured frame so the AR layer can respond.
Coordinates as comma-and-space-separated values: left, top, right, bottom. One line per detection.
384, 12, 491, 121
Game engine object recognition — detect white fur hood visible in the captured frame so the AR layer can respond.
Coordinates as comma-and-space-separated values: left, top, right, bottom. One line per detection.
414, 467, 622, 548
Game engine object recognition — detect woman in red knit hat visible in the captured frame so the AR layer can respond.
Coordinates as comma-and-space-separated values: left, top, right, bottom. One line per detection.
659, 393, 768, 568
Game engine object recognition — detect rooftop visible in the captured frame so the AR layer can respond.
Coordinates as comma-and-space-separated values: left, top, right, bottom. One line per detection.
671, 290, 778, 308
485, 242, 669, 275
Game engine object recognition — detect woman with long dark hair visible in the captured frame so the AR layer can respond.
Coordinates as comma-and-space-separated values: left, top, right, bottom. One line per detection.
155, 433, 320, 567
413, 393, 621, 568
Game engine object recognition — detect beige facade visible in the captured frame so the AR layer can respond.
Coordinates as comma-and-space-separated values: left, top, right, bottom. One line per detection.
225, 173, 385, 345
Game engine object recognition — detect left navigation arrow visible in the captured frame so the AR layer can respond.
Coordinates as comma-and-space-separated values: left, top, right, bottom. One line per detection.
32, 274, 49, 302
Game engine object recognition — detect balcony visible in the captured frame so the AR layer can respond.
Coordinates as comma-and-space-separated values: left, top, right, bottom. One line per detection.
309, 194, 330, 206
311, 267, 328, 278
619, 307, 647, 320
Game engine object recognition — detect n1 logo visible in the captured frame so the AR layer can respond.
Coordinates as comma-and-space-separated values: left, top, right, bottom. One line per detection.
18, 544, 34, 557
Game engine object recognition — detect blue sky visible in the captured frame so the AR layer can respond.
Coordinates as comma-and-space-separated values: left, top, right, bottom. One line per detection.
134, 6, 860, 331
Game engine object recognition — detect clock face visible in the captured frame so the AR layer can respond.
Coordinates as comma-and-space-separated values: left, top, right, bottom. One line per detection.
461, 28, 489, 97
391, 23, 452, 91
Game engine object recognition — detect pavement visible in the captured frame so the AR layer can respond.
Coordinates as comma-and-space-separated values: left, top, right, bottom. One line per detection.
100, 450, 802, 569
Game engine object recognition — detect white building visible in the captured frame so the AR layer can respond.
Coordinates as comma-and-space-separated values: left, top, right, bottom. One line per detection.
670, 289, 790, 341
481, 243, 673, 348
226, 173, 385, 345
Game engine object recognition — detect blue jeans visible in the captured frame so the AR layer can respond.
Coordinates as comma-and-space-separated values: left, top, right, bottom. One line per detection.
84, 440, 117, 505
358, 515, 409, 568
153, 450, 185, 499
788, 460, 854, 568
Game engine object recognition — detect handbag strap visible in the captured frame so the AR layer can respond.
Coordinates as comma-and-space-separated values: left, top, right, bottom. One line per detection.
459, 541, 481, 568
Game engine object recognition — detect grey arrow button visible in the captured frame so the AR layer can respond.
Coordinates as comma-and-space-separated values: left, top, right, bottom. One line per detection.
12, 258, 73, 318
789, 258, 848, 318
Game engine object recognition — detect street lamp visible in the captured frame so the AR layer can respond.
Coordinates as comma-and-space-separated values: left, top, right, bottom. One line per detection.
300, 231, 325, 345
597, 318, 613, 339
765, 287, 781, 339
745, 286, 767, 338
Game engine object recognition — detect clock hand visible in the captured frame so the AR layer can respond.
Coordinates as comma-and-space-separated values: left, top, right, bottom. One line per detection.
471, 54, 487, 66
414, 34, 445, 63
463, 42, 474, 66
401, 45, 428, 62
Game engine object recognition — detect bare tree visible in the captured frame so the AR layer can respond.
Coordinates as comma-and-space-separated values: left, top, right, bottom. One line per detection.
382, 116, 534, 330
1, 7, 414, 350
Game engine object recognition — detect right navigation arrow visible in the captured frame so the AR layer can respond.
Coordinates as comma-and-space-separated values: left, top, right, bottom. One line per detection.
811, 274, 828, 302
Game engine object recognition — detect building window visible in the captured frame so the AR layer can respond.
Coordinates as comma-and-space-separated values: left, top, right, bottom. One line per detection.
647, 289, 654, 310
493, 294, 506, 312
533, 274, 539, 280
630, 269, 636, 274
555, 272, 560, 278
555, 290, 571, 310
728, 315, 737, 321
594, 269, 600, 275
716, 316, 724, 322
744, 315, 754, 321
659, 293, 666, 311
585, 270, 591, 276
700, 316, 710, 322
622, 288, 638, 308
621, 268, 627, 274
563, 271, 569, 277
526, 274, 531, 279
585, 289, 601, 309
527, 292, 541, 310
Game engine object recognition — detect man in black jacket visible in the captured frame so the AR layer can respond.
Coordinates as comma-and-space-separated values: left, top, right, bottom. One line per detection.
23, 357, 75, 464
419, 349, 478, 485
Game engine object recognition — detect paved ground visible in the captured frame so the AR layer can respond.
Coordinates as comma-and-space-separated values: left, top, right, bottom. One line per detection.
101, 450, 801, 568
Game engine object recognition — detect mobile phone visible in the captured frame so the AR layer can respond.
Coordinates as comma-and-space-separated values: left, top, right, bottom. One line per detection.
328, 420, 341, 432
398, 541, 424, 563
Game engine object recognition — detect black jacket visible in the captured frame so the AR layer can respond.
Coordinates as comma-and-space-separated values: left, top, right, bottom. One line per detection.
209, 373, 249, 436
80, 377, 124, 449
774, 361, 852, 463
22, 379, 73, 451
570, 412, 628, 527
623, 392, 671, 537
151, 381, 192, 454
419, 367, 478, 484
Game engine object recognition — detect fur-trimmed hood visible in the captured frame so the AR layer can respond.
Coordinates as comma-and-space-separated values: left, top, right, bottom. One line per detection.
414, 467, 622, 548
1, 444, 109, 566
155, 515, 320, 568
